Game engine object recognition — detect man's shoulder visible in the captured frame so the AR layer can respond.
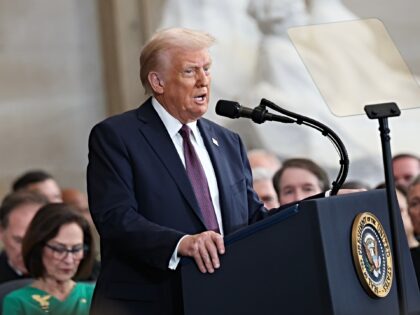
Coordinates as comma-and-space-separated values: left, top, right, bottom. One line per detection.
0, 251, 10, 275
0, 251, 7, 262
98, 106, 143, 127
0, 252, 22, 283
199, 117, 239, 138
92, 98, 152, 131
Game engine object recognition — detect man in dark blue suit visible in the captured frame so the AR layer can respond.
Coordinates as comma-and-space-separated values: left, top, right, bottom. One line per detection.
87, 28, 275, 314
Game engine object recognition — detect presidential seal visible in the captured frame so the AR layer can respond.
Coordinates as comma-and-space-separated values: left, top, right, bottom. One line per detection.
351, 212, 393, 298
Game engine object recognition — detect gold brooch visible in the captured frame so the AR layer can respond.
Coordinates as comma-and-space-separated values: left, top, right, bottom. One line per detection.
32, 294, 51, 312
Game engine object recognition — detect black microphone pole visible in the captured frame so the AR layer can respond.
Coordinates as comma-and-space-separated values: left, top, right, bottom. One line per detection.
364, 103, 407, 315
259, 98, 349, 196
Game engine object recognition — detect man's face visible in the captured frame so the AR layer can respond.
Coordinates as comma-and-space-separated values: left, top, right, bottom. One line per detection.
396, 189, 415, 237
393, 157, 420, 188
153, 48, 212, 123
62, 189, 93, 225
253, 179, 279, 209
248, 152, 281, 173
27, 179, 62, 203
0, 203, 41, 273
278, 167, 322, 205
408, 184, 420, 235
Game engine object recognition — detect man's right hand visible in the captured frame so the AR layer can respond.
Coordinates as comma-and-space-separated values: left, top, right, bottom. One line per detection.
178, 231, 225, 274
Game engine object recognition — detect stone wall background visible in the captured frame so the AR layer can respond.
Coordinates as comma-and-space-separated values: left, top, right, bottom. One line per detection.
0, 0, 419, 198
0, 0, 106, 198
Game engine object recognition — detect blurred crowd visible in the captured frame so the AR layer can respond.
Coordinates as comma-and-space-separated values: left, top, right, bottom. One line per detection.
0, 170, 99, 314
0, 151, 419, 313
249, 150, 420, 290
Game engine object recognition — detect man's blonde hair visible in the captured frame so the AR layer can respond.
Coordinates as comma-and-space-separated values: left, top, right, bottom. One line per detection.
140, 28, 215, 94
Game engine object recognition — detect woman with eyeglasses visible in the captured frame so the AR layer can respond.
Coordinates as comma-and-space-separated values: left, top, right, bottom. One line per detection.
2, 203, 95, 315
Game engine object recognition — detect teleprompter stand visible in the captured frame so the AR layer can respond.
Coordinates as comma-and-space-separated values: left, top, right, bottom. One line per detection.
365, 102, 407, 315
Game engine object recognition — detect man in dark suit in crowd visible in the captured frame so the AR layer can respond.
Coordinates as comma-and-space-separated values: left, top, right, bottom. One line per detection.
0, 191, 48, 283
12, 170, 62, 203
87, 27, 358, 315
392, 153, 420, 189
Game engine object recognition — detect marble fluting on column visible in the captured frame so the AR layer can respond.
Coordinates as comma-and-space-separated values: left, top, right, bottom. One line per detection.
0, 0, 106, 197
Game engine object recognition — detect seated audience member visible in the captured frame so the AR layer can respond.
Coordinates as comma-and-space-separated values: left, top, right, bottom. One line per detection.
2, 203, 95, 315
61, 188, 93, 227
247, 149, 282, 173
396, 184, 420, 290
392, 153, 420, 189
0, 192, 48, 284
12, 170, 62, 203
407, 175, 420, 238
397, 186, 419, 248
341, 180, 371, 190
377, 183, 419, 247
62, 188, 100, 280
252, 168, 279, 209
377, 182, 420, 289
272, 158, 330, 205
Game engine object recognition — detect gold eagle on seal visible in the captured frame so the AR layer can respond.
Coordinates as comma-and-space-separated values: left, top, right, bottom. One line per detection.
363, 234, 381, 277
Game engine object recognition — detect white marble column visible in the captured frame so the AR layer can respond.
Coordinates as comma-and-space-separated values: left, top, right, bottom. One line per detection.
0, 0, 106, 197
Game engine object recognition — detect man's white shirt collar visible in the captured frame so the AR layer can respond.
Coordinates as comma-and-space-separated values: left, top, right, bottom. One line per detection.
152, 97, 199, 140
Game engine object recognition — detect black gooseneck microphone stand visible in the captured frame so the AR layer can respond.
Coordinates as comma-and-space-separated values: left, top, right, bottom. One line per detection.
365, 102, 407, 315
255, 98, 349, 196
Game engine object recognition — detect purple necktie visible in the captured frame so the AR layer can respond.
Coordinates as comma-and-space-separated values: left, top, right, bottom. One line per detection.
179, 125, 219, 232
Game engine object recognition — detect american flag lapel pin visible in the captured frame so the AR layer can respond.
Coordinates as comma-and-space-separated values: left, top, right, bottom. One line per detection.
212, 138, 219, 146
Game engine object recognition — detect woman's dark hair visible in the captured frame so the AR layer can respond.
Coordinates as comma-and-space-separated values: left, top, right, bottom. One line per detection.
272, 158, 330, 196
22, 203, 95, 279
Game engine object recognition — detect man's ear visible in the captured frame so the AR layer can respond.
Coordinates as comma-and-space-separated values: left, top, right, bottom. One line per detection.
148, 72, 164, 94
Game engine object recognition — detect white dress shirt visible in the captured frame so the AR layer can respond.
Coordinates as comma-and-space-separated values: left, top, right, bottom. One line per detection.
151, 98, 223, 269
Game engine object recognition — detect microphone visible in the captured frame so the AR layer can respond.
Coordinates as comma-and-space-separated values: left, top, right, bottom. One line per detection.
216, 100, 294, 124
216, 98, 349, 196
215, 100, 252, 118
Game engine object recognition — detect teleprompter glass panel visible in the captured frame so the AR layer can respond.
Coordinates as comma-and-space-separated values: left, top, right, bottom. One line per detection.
288, 18, 420, 116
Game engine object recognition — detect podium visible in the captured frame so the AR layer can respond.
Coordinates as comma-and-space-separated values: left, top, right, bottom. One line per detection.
181, 190, 420, 315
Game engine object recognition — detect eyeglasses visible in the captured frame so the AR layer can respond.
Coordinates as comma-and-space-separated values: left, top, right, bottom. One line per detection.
408, 198, 420, 210
45, 243, 88, 260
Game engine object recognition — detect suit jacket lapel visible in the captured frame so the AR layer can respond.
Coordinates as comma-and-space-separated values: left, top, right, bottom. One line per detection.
136, 100, 206, 228
198, 119, 232, 234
